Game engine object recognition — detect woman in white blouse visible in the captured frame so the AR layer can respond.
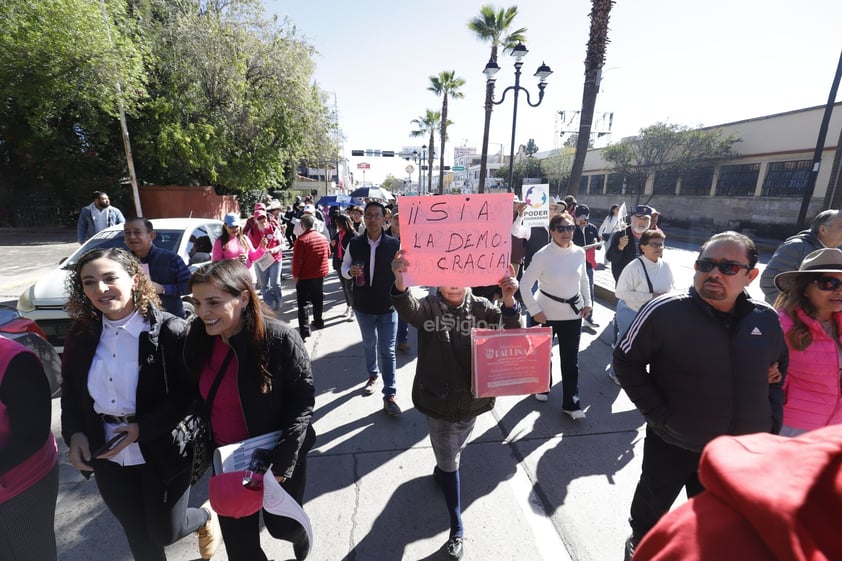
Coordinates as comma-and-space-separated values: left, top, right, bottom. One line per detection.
61, 248, 219, 560
520, 212, 592, 420
614, 229, 674, 341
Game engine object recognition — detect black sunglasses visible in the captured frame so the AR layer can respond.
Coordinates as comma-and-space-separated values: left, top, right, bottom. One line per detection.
553, 225, 576, 233
813, 277, 842, 291
694, 259, 750, 275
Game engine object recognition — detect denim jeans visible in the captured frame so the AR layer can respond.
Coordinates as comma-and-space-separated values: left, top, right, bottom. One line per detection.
354, 310, 397, 398
256, 259, 282, 309
397, 319, 409, 343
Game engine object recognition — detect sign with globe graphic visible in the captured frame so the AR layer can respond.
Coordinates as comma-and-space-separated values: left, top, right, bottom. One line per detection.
521, 184, 551, 227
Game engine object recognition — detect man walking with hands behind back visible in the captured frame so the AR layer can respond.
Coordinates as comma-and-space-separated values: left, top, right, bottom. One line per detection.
613, 231, 787, 560
292, 214, 330, 340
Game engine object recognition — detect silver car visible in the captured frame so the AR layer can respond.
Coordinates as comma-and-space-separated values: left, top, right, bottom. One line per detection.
17, 218, 223, 350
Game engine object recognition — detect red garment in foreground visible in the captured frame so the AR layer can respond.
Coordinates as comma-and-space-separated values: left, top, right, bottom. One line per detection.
634, 425, 842, 561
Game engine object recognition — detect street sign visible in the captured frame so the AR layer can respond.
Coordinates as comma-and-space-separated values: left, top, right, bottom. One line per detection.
452, 166, 465, 171
357, 162, 370, 169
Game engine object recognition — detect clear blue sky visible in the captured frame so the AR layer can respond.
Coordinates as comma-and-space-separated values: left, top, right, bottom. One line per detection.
265, 0, 842, 183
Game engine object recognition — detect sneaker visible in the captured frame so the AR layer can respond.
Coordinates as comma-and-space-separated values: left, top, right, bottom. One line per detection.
533, 392, 549, 402
583, 316, 600, 328
197, 506, 220, 560
362, 376, 378, 396
384, 396, 402, 416
397, 341, 411, 352
345, 307, 355, 321
445, 536, 464, 560
563, 408, 586, 420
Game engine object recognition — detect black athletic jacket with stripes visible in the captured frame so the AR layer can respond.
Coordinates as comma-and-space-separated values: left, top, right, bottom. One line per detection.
612, 287, 787, 453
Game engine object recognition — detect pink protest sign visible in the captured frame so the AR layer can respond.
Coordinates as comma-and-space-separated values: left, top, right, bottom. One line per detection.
401, 193, 513, 286
471, 327, 552, 397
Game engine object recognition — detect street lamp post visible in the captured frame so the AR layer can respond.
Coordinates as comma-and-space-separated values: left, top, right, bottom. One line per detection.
484, 43, 552, 196
412, 145, 427, 195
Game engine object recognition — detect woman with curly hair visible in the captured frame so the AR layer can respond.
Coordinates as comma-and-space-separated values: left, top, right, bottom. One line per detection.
774, 247, 842, 436
184, 259, 316, 561
61, 248, 220, 560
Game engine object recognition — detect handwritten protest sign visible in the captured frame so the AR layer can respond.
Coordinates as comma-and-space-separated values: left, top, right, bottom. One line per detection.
401, 193, 513, 286
471, 327, 552, 397
520, 183, 551, 228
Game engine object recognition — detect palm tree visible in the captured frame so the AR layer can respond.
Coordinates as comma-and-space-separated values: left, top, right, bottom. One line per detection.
410, 110, 442, 195
428, 70, 465, 194
567, 0, 615, 196
468, 5, 526, 193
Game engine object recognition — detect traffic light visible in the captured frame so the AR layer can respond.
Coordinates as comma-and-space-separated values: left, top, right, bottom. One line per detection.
351, 150, 364, 157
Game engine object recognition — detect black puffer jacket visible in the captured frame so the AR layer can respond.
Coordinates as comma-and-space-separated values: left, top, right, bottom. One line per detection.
392, 287, 521, 422
183, 316, 316, 479
61, 307, 193, 483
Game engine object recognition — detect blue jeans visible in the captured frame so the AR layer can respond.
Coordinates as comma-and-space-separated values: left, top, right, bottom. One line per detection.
615, 299, 638, 343
355, 310, 397, 398
256, 259, 282, 309
397, 319, 409, 343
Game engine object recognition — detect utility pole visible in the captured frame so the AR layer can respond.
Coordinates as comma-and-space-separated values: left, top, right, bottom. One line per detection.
797, 49, 842, 229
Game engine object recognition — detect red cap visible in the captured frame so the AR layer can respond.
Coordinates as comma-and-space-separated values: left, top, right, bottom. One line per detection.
209, 471, 263, 519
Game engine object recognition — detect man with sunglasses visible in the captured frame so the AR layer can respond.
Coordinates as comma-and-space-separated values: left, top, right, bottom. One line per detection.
572, 204, 602, 328
613, 231, 787, 560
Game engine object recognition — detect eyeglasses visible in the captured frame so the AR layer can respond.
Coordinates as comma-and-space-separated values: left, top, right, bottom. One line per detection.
644, 242, 664, 248
552, 225, 576, 233
694, 259, 751, 275
813, 277, 842, 291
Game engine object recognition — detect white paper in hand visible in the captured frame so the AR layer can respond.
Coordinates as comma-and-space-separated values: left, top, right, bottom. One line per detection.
263, 464, 313, 555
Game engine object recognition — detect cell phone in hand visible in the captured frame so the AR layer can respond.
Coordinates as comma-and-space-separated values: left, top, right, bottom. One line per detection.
242, 448, 273, 489
92, 432, 129, 458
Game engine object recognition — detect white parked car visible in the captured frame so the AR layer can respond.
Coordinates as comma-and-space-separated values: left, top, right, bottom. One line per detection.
17, 218, 223, 351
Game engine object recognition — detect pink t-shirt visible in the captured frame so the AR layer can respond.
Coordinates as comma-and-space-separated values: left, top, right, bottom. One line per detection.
199, 339, 249, 446
212, 235, 265, 268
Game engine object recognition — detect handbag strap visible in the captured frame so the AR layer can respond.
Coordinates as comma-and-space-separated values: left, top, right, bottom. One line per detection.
202, 347, 235, 418
637, 257, 655, 294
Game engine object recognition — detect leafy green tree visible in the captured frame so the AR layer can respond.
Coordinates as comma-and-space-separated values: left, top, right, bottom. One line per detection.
409, 110, 442, 195
495, 157, 544, 193
428, 71, 464, 194
567, 0, 615, 196
602, 122, 740, 202
542, 147, 575, 195
130, 0, 335, 192
0, 0, 148, 215
468, 5, 526, 193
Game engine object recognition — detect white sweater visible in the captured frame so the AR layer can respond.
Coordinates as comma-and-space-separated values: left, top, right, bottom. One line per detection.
520, 242, 591, 321
615, 256, 674, 311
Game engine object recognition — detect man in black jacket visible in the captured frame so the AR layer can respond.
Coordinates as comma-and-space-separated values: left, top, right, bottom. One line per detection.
341, 202, 402, 415
572, 204, 602, 327
613, 231, 787, 560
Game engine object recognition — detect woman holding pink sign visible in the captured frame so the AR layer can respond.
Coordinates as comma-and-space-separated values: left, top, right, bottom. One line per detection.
519, 211, 592, 420
390, 251, 520, 561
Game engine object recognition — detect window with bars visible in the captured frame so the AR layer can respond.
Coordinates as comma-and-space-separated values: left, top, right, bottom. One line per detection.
680, 166, 714, 196
716, 163, 760, 196
588, 174, 605, 195
653, 170, 679, 195
606, 174, 623, 194
761, 160, 811, 197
